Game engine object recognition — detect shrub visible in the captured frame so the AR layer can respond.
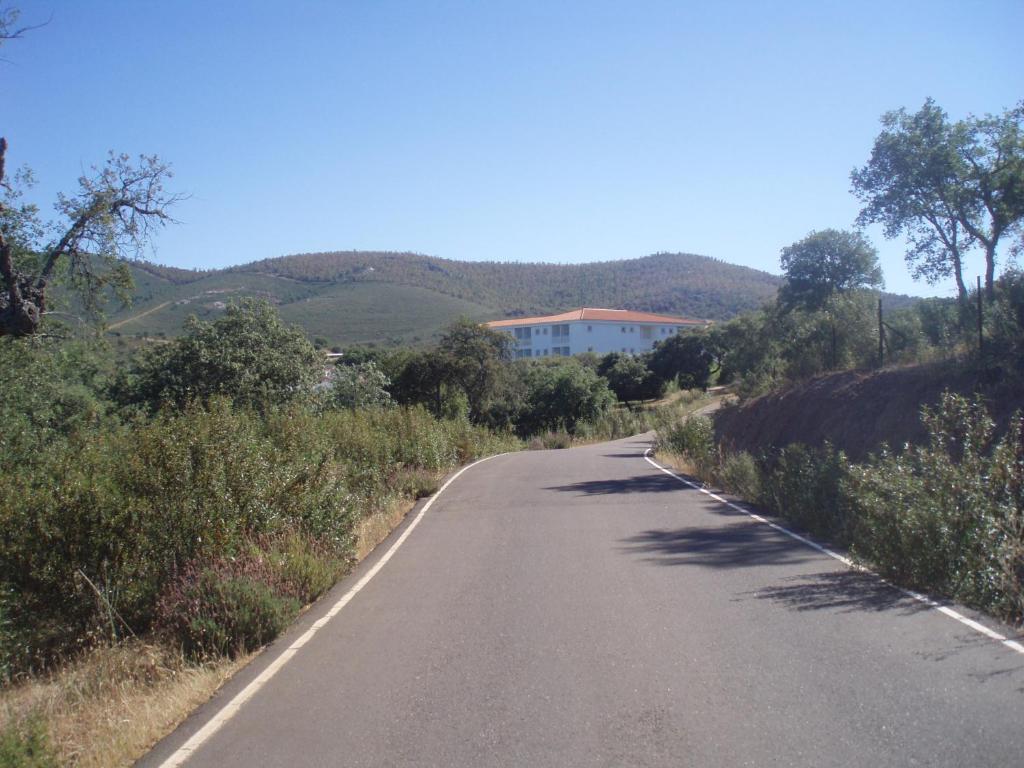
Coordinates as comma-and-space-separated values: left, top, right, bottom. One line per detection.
576, 408, 653, 442
395, 468, 441, 499
156, 555, 300, 659
736, 364, 784, 401
0, 399, 351, 671
717, 451, 763, 504
265, 533, 348, 604
761, 443, 850, 540
846, 394, 1024, 619
657, 415, 716, 479
988, 269, 1024, 374
528, 430, 573, 450
0, 712, 58, 768
0, 374, 516, 674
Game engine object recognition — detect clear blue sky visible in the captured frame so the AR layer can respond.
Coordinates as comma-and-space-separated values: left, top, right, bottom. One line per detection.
5, 0, 1023, 297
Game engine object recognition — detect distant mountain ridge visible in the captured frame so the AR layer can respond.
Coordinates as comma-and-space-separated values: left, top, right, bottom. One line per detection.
217, 250, 784, 320
112, 250, 904, 347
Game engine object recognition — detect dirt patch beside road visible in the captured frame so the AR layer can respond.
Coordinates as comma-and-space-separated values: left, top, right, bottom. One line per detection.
714, 362, 1023, 461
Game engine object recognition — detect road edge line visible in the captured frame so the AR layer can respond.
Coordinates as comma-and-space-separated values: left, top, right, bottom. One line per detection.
155, 452, 506, 768
642, 447, 1024, 657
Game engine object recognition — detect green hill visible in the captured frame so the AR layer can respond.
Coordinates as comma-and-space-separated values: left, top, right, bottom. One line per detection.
105, 250, 800, 347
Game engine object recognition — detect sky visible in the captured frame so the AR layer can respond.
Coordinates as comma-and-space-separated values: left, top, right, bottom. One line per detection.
4, 0, 1023, 298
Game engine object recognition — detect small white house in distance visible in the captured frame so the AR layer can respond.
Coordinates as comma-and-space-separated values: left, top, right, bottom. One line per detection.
485, 308, 709, 359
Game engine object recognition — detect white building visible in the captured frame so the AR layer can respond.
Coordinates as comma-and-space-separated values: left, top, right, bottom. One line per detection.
486, 308, 708, 359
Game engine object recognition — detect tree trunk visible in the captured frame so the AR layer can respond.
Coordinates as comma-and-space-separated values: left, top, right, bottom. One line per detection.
0, 137, 43, 336
951, 249, 968, 306
0, 238, 42, 337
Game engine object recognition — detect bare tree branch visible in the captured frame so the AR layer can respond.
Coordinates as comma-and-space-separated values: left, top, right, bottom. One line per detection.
1, 141, 181, 337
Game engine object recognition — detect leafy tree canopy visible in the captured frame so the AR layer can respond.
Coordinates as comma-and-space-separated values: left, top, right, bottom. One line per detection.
601, 354, 664, 404
852, 98, 1024, 301
519, 360, 615, 435
0, 146, 180, 337
120, 299, 321, 410
328, 361, 393, 410
778, 229, 882, 312
648, 332, 719, 390
438, 318, 512, 422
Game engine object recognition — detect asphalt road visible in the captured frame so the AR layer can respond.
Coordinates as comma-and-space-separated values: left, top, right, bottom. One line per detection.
141, 434, 1024, 768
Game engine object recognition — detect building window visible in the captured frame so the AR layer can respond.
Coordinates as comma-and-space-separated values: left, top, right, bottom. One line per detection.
622, 347, 627, 352
629, 326, 635, 333
621, 326, 626, 333
552, 324, 569, 338
587, 325, 592, 332
630, 348, 635, 354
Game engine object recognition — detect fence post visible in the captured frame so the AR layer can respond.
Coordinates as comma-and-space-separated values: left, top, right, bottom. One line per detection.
977, 275, 984, 364
878, 297, 884, 368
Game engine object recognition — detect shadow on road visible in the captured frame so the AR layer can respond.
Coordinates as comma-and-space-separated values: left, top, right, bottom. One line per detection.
743, 570, 930, 616
544, 473, 682, 496
619, 520, 818, 569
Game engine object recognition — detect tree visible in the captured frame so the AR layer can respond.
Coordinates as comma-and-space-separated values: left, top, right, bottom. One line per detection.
519, 361, 614, 435
601, 354, 664, 405
119, 299, 321, 410
388, 349, 453, 417
957, 106, 1024, 298
438, 318, 512, 422
0, 145, 179, 337
0, 4, 44, 45
647, 332, 719, 390
778, 229, 882, 371
0, 10, 180, 337
852, 99, 1024, 301
778, 229, 882, 311
335, 345, 386, 368
328, 361, 393, 410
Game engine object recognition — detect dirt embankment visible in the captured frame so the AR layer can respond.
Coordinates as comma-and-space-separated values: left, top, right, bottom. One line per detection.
714, 362, 1024, 462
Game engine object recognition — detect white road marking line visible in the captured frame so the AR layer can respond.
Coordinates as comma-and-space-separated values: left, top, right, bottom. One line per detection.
642, 448, 1024, 657
155, 453, 505, 768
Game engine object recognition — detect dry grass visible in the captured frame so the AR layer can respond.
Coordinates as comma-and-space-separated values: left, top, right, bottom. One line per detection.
354, 496, 417, 562
0, 642, 250, 767
652, 449, 705, 481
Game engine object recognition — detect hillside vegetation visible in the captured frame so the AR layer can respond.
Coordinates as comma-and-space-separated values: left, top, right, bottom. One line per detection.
109, 251, 790, 345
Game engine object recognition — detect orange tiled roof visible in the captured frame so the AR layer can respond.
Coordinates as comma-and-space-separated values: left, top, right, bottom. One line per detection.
485, 308, 707, 328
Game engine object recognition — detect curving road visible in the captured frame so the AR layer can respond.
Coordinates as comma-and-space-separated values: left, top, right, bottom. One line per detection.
141, 434, 1024, 768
